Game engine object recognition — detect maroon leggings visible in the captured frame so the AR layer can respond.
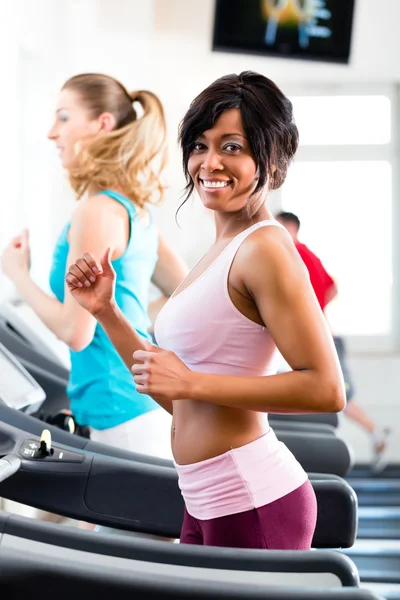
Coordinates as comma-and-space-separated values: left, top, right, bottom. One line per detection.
180, 480, 317, 549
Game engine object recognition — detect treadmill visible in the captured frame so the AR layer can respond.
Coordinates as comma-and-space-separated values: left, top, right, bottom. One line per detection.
0, 345, 397, 599
0, 540, 386, 600
0, 362, 375, 600
347, 474, 400, 542
355, 508, 400, 540
348, 480, 400, 508
344, 472, 400, 587
345, 468, 400, 549
347, 466, 400, 480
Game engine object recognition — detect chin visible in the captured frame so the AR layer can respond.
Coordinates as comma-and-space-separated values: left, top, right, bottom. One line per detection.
199, 195, 244, 214
202, 202, 233, 214
200, 197, 223, 211
61, 156, 77, 170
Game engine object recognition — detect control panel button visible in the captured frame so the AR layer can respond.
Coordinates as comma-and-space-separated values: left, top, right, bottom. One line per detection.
19, 441, 42, 459
19, 440, 84, 463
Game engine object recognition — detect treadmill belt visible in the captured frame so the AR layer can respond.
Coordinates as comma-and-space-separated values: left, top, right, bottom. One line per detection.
357, 508, 400, 540
347, 466, 400, 480
349, 479, 400, 507
346, 555, 400, 584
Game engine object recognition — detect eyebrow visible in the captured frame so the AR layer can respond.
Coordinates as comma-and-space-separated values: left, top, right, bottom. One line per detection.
56, 108, 68, 113
198, 132, 247, 140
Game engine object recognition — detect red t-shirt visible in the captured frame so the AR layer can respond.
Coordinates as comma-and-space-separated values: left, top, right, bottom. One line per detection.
295, 242, 335, 312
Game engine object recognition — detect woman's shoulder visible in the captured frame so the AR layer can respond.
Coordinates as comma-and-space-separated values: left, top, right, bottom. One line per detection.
235, 222, 304, 282
241, 221, 294, 258
70, 194, 127, 223
68, 196, 128, 252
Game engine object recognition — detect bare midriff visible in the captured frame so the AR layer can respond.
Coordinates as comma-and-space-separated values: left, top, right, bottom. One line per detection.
170, 400, 269, 465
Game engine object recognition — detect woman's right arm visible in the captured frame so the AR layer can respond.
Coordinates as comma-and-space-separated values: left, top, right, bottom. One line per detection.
66, 250, 173, 415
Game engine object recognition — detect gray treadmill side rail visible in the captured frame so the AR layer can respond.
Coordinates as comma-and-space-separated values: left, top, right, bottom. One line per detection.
271, 413, 339, 427
0, 404, 352, 475
0, 511, 359, 586
0, 547, 386, 600
268, 421, 338, 436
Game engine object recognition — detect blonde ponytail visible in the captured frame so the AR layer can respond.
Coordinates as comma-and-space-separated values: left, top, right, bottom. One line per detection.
64, 74, 167, 208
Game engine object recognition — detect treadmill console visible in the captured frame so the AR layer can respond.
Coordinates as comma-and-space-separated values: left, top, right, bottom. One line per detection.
0, 342, 45, 412
19, 439, 84, 463
19, 428, 84, 463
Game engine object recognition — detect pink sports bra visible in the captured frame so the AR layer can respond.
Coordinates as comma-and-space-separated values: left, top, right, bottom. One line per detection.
154, 220, 282, 375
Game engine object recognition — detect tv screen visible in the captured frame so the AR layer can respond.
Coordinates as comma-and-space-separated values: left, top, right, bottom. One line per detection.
213, 0, 355, 64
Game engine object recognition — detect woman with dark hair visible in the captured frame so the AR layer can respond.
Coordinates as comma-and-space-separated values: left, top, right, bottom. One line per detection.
65, 71, 345, 549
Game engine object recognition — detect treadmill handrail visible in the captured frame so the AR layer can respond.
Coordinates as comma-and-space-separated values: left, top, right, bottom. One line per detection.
0, 547, 385, 600
0, 455, 21, 483
0, 510, 360, 586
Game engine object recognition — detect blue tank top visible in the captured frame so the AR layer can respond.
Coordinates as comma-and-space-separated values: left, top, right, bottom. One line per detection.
49, 190, 160, 429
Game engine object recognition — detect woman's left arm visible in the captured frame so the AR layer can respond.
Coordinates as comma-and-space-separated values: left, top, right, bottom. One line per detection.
133, 227, 346, 414
189, 227, 346, 413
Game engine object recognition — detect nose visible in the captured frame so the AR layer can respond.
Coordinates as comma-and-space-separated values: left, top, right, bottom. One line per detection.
201, 148, 223, 172
47, 123, 58, 140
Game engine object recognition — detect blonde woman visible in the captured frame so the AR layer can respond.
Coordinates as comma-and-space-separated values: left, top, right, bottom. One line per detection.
1, 74, 187, 457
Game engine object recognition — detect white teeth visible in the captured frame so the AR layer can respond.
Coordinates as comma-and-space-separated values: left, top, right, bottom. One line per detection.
202, 180, 229, 188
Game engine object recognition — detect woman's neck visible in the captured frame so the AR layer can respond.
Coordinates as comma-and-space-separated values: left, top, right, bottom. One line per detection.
213, 205, 272, 242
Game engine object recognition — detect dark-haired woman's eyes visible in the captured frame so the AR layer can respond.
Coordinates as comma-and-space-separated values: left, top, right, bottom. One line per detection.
192, 142, 206, 152
224, 143, 242, 153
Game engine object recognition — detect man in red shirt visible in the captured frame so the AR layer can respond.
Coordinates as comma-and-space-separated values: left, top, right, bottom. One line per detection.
276, 211, 390, 472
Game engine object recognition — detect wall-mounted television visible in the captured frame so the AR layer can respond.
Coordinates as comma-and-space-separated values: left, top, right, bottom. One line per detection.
212, 0, 355, 64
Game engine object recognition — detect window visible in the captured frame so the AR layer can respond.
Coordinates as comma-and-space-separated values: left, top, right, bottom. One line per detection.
291, 95, 391, 145
281, 160, 392, 336
278, 88, 397, 351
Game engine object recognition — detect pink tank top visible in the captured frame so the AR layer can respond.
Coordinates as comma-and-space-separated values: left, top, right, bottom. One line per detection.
155, 220, 282, 376
155, 220, 308, 519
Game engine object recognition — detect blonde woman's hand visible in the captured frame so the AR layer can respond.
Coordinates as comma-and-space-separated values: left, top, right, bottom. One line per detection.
66, 247, 116, 316
1, 229, 31, 280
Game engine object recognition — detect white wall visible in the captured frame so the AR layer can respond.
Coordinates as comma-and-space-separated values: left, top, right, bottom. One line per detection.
13, 0, 156, 289
0, 4, 19, 298
2, 0, 399, 463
